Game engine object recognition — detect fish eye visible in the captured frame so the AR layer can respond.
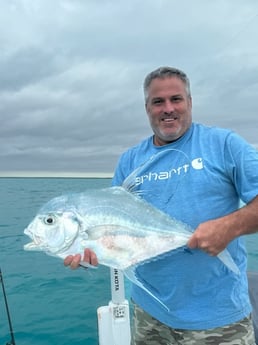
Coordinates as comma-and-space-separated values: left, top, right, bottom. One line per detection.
44, 215, 56, 225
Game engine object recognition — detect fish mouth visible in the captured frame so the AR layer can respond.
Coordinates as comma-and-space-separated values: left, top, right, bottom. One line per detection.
33, 234, 44, 245
24, 228, 47, 251
24, 225, 44, 246
24, 241, 45, 251
23, 241, 61, 255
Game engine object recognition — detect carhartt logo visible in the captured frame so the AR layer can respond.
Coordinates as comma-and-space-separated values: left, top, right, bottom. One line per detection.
135, 157, 204, 186
191, 158, 204, 170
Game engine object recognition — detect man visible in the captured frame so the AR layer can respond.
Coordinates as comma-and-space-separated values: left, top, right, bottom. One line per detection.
65, 67, 258, 344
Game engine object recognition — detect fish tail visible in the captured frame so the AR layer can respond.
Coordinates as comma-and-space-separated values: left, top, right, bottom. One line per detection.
124, 267, 170, 311
217, 249, 240, 275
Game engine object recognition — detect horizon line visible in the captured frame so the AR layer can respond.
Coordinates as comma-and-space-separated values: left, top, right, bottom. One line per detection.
0, 171, 113, 178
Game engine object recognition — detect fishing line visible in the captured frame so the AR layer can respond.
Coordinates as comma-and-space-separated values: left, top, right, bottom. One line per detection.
122, 148, 192, 207
0, 268, 16, 345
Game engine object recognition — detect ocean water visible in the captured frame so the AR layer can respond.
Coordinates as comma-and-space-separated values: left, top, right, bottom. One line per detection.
0, 177, 257, 345
0, 177, 113, 345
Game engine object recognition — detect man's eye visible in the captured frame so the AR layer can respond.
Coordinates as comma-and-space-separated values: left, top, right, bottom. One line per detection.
152, 99, 163, 105
171, 97, 182, 102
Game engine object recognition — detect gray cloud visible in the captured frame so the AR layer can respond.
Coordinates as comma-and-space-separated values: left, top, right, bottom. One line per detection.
0, 0, 257, 175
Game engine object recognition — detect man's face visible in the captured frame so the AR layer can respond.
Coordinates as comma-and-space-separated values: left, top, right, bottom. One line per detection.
145, 76, 192, 146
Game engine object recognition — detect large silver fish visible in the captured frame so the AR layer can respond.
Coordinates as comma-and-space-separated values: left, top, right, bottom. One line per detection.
24, 150, 240, 309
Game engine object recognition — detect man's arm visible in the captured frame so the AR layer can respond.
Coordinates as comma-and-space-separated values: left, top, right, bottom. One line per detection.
188, 195, 258, 255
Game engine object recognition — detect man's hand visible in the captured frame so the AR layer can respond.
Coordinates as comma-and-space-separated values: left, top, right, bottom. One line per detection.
64, 248, 98, 269
188, 196, 258, 255
187, 218, 234, 256
188, 196, 258, 256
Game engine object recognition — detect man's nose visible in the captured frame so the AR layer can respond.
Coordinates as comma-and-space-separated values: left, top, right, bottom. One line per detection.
163, 100, 175, 113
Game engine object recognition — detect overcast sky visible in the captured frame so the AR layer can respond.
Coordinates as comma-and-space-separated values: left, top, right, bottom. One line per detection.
1, 0, 258, 176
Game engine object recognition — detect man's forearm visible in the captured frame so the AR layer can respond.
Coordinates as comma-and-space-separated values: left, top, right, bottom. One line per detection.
225, 195, 258, 238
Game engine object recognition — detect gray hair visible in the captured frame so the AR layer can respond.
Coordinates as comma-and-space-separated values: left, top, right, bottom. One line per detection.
143, 66, 191, 102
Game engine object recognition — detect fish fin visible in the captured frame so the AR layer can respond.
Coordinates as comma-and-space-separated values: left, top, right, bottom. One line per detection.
122, 148, 191, 193
124, 266, 170, 311
217, 249, 240, 275
79, 262, 98, 270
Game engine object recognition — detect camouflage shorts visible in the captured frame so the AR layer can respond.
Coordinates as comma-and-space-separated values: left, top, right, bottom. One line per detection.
131, 302, 256, 345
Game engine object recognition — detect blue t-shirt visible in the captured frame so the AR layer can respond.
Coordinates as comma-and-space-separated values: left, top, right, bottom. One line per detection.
112, 123, 258, 330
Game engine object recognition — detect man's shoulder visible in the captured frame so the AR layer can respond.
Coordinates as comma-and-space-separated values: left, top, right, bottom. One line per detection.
192, 123, 237, 148
193, 122, 232, 137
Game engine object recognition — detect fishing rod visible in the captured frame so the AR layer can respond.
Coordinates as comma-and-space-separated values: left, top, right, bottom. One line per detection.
97, 268, 131, 345
0, 268, 16, 345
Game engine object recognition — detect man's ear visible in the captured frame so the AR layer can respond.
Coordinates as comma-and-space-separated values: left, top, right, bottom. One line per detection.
188, 96, 192, 108
145, 101, 149, 115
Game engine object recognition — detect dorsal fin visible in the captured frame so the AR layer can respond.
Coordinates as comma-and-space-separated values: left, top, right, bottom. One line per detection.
122, 148, 191, 193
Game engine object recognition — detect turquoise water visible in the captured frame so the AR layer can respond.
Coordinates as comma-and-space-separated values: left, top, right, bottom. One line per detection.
0, 177, 257, 345
0, 178, 112, 345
